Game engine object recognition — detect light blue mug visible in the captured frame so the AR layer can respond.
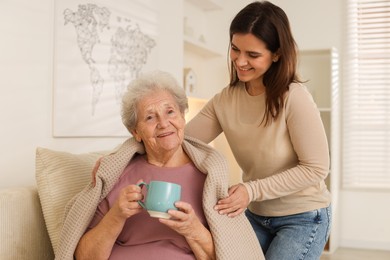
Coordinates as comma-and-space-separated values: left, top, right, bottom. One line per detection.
137, 181, 181, 219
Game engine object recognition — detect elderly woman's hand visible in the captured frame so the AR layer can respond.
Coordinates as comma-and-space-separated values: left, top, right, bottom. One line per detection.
111, 183, 144, 220
159, 201, 205, 239
159, 201, 215, 259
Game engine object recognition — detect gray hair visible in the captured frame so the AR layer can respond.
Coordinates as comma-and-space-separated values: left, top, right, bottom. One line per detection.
121, 70, 188, 132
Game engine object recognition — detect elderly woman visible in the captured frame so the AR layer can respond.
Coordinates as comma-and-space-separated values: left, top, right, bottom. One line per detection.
54, 71, 263, 260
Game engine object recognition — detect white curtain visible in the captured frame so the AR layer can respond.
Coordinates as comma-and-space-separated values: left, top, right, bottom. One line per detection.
343, 0, 390, 188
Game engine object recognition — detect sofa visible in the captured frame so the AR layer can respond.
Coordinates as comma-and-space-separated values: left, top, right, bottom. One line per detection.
0, 186, 54, 259
0, 147, 106, 260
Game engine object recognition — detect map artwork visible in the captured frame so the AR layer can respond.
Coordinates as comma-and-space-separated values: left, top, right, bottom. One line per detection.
63, 3, 156, 115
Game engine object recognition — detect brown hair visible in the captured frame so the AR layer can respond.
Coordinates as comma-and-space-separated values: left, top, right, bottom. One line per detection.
229, 1, 301, 125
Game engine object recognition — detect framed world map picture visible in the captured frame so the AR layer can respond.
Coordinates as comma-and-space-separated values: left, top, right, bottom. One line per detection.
53, 0, 158, 137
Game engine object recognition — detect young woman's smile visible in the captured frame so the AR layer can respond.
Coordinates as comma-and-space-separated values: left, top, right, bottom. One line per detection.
230, 33, 278, 92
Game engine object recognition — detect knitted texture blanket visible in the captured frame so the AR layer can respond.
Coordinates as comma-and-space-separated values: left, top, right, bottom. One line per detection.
55, 136, 264, 259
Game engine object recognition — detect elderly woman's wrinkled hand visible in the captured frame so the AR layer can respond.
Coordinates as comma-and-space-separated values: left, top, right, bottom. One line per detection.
111, 183, 144, 220
159, 201, 206, 240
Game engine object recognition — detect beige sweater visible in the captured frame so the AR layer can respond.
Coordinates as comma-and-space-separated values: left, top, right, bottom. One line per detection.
55, 136, 264, 260
186, 82, 331, 216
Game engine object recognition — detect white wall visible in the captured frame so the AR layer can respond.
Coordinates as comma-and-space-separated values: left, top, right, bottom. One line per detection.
0, 0, 183, 189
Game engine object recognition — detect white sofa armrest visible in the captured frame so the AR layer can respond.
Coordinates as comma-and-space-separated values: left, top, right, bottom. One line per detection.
0, 186, 54, 260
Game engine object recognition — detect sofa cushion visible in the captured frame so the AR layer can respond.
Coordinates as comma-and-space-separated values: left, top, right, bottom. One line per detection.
35, 148, 106, 252
0, 186, 54, 260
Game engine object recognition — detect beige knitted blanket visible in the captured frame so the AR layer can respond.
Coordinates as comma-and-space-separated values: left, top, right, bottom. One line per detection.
55, 136, 264, 259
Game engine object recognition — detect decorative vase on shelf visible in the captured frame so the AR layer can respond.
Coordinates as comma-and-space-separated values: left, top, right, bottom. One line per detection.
183, 68, 197, 95
183, 17, 194, 38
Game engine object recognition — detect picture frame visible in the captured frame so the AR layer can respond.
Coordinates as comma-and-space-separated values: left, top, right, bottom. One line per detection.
53, 0, 158, 137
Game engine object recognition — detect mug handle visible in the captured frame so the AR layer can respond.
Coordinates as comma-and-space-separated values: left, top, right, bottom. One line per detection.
137, 182, 148, 209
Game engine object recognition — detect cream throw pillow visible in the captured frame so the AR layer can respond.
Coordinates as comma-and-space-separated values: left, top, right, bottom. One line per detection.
35, 147, 105, 252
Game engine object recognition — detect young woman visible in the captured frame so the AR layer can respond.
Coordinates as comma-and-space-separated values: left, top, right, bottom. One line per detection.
185, 1, 331, 259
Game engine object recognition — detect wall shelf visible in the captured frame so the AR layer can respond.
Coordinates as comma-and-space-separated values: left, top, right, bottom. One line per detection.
185, 0, 222, 11
299, 48, 340, 254
183, 0, 226, 100
184, 35, 222, 58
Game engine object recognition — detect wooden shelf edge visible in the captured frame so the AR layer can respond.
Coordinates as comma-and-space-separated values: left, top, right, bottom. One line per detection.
184, 36, 222, 58
185, 0, 222, 11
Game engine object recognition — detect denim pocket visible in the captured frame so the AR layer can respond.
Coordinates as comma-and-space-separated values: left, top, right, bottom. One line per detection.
290, 208, 322, 224
325, 205, 332, 240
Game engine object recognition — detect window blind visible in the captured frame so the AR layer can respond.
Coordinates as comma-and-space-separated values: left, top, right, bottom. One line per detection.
343, 0, 390, 188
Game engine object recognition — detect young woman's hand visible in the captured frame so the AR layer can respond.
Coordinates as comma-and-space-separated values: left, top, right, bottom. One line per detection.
214, 184, 249, 217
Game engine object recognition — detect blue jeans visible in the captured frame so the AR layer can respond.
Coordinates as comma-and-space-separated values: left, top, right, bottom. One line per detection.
245, 205, 331, 260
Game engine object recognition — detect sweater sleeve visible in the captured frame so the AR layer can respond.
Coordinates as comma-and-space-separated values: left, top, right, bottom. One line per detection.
185, 96, 223, 144
243, 85, 330, 202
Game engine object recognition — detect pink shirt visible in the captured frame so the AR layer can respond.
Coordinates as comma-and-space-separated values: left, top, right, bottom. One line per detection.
88, 154, 207, 259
